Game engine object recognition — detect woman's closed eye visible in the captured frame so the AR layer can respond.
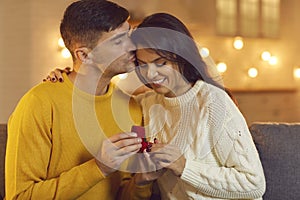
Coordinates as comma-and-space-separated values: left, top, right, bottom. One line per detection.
137, 60, 167, 68
138, 63, 148, 68
136, 60, 147, 68
155, 61, 167, 67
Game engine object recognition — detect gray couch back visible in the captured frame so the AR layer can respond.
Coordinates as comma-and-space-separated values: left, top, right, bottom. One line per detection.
0, 124, 7, 200
250, 122, 300, 200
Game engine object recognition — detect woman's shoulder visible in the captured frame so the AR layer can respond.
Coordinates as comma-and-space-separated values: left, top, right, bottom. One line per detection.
199, 82, 233, 103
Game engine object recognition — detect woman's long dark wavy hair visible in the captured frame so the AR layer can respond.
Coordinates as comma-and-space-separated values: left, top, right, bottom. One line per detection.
131, 13, 237, 104
131, 13, 224, 91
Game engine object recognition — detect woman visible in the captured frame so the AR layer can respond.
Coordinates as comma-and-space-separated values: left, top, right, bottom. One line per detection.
48, 13, 265, 200
130, 13, 265, 200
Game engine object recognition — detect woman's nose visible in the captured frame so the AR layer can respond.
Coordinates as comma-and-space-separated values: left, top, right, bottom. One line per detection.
146, 63, 158, 79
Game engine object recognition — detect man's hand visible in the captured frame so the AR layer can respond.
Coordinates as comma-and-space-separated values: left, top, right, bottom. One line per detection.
95, 132, 142, 176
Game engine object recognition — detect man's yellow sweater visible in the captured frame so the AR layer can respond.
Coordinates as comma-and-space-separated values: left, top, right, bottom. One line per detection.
5, 73, 150, 199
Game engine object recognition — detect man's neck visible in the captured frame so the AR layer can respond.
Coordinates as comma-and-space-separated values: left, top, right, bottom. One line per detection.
68, 65, 112, 96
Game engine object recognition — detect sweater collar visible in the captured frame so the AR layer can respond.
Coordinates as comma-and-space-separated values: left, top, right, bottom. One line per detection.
63, 72, 114, 102
162, 80, 204, 106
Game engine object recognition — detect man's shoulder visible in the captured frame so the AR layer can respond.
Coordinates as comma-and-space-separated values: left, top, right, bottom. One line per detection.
111, 85, 140, 108
23, 81, 70, 101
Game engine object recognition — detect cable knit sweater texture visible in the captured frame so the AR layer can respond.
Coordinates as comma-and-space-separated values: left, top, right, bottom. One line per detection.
135, 80, 266, 200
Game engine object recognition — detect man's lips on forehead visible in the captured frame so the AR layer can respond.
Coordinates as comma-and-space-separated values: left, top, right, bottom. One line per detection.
127, 53, 135, 62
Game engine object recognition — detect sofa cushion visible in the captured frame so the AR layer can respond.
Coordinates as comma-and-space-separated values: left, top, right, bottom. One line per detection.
0, 124, 7, 200
250, 122, 300, 200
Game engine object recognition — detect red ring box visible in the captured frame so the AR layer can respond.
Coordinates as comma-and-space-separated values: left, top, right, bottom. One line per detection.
131, 126, 152, 152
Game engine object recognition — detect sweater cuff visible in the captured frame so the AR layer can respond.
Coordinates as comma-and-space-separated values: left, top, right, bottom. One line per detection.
79, 159, 105, 187
181, 160, 204, 188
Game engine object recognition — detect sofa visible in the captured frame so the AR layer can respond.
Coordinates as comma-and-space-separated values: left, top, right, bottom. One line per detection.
249, 122, 300, 200
0, 124, 7, 200
0, 123, 300, 200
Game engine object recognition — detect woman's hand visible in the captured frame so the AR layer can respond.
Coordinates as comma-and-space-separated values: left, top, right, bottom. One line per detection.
130, 141, 186, 186
133, 150, 167, 186
150, 143, 186, 177
43, 67, 71, 82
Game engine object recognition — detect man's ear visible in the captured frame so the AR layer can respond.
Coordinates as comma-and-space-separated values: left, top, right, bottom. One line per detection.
74, 47, 92, 64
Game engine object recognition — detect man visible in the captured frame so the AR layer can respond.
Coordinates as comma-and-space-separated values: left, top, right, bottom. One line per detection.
5, 0, 151, 199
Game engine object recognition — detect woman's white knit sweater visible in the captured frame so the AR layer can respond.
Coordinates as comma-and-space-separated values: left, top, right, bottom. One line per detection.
135, 80, 266, 200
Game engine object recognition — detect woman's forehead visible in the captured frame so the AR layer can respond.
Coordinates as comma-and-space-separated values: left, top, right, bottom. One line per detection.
136, 48, 159, 58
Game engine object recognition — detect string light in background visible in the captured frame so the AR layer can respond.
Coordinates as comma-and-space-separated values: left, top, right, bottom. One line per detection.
200, 47, 210, 58
58, 38, 65, 48
294, 67, 300, 79
269, 56, 278, 65
261, 51, 278, 65
261, 51, 271, 61
58, 37, 71, 59
61, 49, 71, 59
248, 67, 258, 78
233, 37, 244, 50
216, 62, 227, 73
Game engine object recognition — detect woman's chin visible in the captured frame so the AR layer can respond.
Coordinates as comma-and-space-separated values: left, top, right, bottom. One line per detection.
152, 86, 171, 96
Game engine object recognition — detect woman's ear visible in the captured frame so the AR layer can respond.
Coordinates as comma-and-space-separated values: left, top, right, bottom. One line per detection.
74, 47, 91, 64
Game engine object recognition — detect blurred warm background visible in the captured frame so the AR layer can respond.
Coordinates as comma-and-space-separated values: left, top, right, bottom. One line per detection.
1, 0, 300, 125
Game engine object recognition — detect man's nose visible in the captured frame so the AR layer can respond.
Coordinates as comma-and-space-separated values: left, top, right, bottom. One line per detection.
125, 38, 136, 52
146, 64, 158, 79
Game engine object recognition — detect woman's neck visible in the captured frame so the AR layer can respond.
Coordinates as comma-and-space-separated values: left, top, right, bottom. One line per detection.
165, 82, 193, 98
